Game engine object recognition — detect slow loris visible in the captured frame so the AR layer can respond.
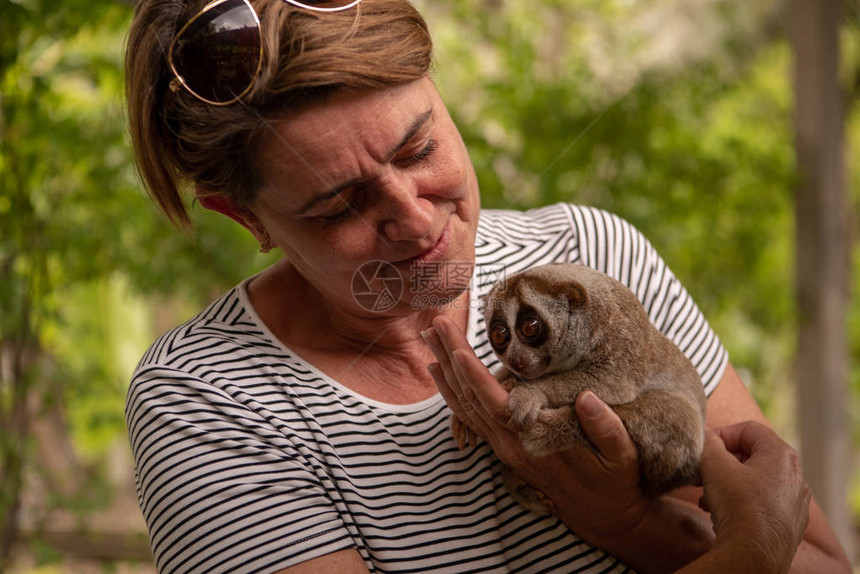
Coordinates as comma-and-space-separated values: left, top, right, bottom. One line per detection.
478, 262, 707, 515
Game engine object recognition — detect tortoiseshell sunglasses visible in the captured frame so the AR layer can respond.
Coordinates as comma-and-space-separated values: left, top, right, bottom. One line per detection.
168, 0, 362, 105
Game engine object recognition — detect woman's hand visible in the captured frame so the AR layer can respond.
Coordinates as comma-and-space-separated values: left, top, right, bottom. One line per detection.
422, 315, 713, 572
677, 422, 811, 573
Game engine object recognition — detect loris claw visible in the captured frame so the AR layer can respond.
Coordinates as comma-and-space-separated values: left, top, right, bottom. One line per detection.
450, 414, 478, 449
483, 263, 707, 510
520, 405, 584, 456
506, 385, 547, 430
502, 467, 557, 516
448, 373, 516, 448
499, 377, 516, 393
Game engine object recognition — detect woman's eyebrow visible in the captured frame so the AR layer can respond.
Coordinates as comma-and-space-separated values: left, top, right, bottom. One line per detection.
294, 106, 434, 216
385, 106, 433, 161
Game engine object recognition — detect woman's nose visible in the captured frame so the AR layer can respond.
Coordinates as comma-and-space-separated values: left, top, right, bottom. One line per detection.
378, 173, 434, 242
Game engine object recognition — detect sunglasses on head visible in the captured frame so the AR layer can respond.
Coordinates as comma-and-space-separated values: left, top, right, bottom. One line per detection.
168, 0, 363, 106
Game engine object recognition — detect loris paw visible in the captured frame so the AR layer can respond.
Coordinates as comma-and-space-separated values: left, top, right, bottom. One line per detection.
520, 425, 554, 456
499, 378, 516, 393
520, 406, 579, 456
506, 387, 545, 431
449, 414, 477, 449
502, 467, 556, 516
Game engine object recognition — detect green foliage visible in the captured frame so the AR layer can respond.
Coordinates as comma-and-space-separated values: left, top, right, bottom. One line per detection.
1, 2, 137, 564
0, 0, 274, 565
4, 0, 860, 565
428, 0, 798, 417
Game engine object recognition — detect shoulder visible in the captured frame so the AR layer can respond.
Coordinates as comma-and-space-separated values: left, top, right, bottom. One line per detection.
477, 202, 580, 239
132, 283, 291, 386
126, 283, 306, 430
474, 203, 579, 274
474, 202, 647, 282
476, 202, 641, 250
472, 203, 728, 393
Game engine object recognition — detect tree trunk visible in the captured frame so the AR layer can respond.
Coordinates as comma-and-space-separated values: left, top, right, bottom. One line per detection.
0, 340, 36, 571
791, 0, 854, 559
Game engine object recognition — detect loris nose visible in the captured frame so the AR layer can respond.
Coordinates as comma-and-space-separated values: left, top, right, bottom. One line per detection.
510, 357, 525, 373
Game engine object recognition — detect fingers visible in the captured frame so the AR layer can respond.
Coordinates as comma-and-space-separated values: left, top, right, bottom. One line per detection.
427, 358, 486, 434
429, 358, 490, 446
451, 348, 509, 415
428, 361, 460, 412
423, 316, 510, 443
574, 391, 637, 465
699, 428, 737, 476
424, 317, 508, 413
716, 420, 776, 462
699, 421, 812, 570
422, 326, 458, 394
696, 429, 737, 512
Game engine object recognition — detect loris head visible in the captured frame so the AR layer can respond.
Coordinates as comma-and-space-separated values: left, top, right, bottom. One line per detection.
483, 265, 594, 380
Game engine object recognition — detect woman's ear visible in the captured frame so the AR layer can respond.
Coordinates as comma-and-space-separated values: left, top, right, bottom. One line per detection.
195, 188, 266, 241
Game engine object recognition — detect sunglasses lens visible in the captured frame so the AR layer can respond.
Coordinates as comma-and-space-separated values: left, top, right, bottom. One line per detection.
171, 0, 261, 104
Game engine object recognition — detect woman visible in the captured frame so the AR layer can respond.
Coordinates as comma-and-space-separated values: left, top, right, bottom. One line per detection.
124, 0, 849, 572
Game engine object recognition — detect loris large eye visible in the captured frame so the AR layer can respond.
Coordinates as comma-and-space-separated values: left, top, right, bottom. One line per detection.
489, 320, 511, 350
517, 315, 546, 345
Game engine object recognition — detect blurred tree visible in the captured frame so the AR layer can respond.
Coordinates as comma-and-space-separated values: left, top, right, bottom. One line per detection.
2, 0, 859, 569
792, 0, 853, 554
0, 1, 142, 565
426, 0, 797, 407
0, 0, 274, 567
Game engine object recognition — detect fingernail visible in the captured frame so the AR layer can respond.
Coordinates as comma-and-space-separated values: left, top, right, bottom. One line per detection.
434, 317, 448, 337
427, 363, 442, 380
579, 391, 604, 418
421, 329, 440, 350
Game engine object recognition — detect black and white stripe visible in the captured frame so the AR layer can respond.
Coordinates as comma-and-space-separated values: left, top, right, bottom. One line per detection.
127, 203, 726, 573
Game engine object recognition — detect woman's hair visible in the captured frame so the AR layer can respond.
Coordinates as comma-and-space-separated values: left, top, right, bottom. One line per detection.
126, 0, 433, 227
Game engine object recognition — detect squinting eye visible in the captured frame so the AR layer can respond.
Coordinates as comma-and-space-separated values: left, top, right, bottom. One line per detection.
319, 189, 362, 225
518, 317, 543, 342
397, 139, 438, 167
489, 322, 510, 349
320, 206, 352, 224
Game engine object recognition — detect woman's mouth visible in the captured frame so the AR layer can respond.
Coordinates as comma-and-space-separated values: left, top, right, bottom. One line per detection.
406, 223, 450, 265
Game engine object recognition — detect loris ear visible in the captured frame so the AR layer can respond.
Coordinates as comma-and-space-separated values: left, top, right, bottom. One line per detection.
563, 281, 588, 309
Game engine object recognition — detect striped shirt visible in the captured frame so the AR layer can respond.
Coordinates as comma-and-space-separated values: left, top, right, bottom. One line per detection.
126, 203, 728, 573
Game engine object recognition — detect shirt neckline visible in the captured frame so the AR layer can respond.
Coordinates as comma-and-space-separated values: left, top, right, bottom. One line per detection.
235, 272, 482, 414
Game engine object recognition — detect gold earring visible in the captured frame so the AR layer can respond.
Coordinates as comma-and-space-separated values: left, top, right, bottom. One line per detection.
259, 230, 272, 254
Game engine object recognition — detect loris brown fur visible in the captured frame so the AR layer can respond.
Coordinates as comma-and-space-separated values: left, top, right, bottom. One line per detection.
478, 262, 707, 515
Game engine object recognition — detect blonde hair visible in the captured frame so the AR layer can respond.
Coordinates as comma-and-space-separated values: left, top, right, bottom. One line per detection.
126, 0, 433, 227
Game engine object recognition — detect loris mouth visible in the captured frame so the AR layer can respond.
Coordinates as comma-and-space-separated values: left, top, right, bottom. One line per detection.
507, 357, 549, 380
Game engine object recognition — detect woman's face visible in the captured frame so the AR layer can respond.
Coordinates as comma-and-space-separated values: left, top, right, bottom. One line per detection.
252, 77, 481, 315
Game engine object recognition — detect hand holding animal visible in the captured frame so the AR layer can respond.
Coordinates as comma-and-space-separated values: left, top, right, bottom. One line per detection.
478, 263, 707, 514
